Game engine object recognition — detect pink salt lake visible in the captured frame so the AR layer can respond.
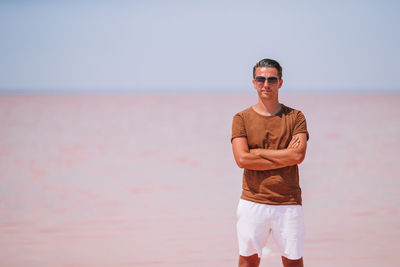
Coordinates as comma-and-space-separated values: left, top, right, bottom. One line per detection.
0, 93, 399, 267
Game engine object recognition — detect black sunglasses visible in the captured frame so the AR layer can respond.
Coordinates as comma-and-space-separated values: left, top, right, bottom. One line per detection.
255, 76, 279, 84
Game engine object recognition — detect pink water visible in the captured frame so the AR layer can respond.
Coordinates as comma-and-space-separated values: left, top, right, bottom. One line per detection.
0, 93, 399, 267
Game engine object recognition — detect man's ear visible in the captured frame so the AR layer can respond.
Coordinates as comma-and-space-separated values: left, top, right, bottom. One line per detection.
252, 79, 257, 89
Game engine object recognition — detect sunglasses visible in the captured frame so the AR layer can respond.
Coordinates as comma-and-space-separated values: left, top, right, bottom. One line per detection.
255, 76, 279, 85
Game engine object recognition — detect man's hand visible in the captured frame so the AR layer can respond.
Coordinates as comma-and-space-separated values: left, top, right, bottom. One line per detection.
249, 148, 262, 156
288, 135, 300, 149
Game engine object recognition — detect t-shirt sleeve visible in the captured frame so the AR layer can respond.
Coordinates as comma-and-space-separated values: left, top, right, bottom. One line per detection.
293, 111, 309, 140
231, 113, 247, 143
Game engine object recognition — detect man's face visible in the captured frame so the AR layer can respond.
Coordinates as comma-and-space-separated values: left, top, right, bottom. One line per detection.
252, 67, 283, 101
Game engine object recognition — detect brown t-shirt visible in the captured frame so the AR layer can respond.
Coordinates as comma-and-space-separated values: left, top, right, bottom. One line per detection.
231, 104, 309, 205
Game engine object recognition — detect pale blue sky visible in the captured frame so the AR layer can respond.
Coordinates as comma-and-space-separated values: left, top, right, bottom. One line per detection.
1, 0, 399, 93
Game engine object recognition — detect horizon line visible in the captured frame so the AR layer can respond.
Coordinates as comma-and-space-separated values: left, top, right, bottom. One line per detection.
0, 87, 399, 94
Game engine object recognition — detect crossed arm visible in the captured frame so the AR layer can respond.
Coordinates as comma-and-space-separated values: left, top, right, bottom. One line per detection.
231, 133, 307, 171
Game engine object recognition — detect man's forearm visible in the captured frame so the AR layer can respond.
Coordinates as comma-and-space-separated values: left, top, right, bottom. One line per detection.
251, 148, 304, 166
237, 152, 288, 171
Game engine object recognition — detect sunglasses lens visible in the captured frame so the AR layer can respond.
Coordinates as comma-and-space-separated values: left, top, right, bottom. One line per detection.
255, 77, 266, 83
267, 77, 278, 84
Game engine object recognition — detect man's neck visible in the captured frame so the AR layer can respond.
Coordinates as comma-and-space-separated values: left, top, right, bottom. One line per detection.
254, 99, 281, 116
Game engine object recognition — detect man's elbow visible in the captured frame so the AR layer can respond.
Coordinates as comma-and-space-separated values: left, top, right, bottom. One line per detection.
294, 152, 306, 165
235, 156, 248, 169
236, 157, 245, 168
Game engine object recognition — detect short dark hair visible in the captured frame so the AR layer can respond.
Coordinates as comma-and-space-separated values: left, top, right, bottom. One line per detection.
253, 58, 282, 79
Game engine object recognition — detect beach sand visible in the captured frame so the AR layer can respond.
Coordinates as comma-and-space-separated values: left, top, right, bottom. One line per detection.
0, 93, 399, 266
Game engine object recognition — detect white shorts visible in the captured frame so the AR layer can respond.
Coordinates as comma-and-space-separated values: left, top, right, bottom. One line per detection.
236, 199, 305, 260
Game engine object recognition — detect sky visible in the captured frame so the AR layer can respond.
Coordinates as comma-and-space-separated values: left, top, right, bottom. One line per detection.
0, 0, 399, 93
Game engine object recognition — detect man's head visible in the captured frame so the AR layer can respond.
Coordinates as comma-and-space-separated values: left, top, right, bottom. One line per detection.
253, 58, 282, 79
252, 59, 283, 101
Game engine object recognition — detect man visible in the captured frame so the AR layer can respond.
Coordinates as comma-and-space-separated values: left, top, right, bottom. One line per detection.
231, 58, 309, 267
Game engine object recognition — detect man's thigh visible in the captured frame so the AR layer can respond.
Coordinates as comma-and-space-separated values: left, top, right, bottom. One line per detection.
271, 205, 305, 260
236, 199, 273, 258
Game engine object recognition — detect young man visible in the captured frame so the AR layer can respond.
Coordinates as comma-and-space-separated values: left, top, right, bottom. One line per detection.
231, 58, 309, 267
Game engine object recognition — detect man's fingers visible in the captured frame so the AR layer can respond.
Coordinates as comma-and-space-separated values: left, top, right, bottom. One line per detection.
249, 149, 259, 154
289, 137, 298, 144
289, 142, 299, 148
288, 136, 300, 148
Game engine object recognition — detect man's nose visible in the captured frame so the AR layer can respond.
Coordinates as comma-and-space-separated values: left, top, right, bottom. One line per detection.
263, 79, 272, 86
263, 81, 270, 87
